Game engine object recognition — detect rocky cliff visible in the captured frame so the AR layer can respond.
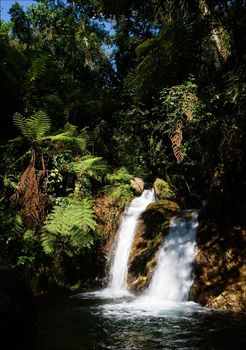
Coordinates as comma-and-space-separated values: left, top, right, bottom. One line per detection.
100, 177, 246, 312
190, 215, 246, 311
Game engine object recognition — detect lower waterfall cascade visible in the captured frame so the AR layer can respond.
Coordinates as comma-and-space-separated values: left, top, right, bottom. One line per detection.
147, 211, 198, 302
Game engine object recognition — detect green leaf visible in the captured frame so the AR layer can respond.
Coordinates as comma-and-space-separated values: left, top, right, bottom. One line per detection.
42, 197, 97, 254
71, 155, 108, 178
13, 110, 51, 141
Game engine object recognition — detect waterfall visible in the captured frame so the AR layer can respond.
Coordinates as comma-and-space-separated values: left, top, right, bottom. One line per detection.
107, 189, 155, 296
147, 211, 198, 302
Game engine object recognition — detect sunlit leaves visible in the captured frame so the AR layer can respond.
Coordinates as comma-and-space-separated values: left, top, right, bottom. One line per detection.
13, 111, 51, 142
42, 197, 97, 254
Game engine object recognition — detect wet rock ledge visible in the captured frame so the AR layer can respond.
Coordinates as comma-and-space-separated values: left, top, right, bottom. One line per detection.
127, 199, 180, 292
190, 218, 246, 312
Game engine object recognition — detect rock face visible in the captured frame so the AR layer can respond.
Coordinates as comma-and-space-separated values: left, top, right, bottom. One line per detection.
190, 218, 246, 311
127, 199, 180, 292
97, 182, 246, 312
94, 194, 127, 286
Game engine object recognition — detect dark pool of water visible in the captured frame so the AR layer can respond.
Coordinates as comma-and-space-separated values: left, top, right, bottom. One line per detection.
29, 294, 246, 350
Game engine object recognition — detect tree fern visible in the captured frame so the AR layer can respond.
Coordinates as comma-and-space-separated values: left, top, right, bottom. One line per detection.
104, 168, 134, 208
71, 155, 108, 179
135, 38, 156, 58
27, 57, 48, 82
106, 167, 132, 184
125, 20, 205, 101
44, 124, 88, 152
42, 197, 97, 254
13, 111, 51, 142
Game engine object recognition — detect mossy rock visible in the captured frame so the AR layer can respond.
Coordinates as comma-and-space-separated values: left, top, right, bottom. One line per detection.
127, 199, 180, 292
130, 177, 144, 194
139, 200, 180, 239
154, 178, 175, 200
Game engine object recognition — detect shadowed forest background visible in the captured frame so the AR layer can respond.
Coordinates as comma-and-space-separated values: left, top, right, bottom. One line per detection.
0, 0, 246, 294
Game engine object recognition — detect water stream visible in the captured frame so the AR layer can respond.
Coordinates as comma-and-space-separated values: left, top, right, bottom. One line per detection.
104, 189, 155, 297
31, 207, 246, 349
99, 210, 199, 315
32, 295, 246, 350
147, 211, 198, 302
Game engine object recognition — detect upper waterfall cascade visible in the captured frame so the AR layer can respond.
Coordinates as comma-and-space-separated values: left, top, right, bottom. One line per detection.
107, 189, 155, 296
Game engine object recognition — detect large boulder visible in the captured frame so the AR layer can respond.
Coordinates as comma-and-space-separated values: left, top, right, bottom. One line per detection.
190, 218, 246, 312
154, 178, 175, 200
127, 199, 180, 292
130, 177, 145, 194
206, 282, 246, 311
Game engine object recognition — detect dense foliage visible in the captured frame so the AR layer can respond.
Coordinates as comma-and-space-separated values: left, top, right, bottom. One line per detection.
0, 0, 245, 290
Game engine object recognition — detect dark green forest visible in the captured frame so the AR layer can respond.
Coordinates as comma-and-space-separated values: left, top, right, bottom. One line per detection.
0, 0, 246, 292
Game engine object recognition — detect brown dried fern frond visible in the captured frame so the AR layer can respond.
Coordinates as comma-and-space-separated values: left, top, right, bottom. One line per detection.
10, 150, 43, 225
170, 123, 184, 164
182, 92, 198, 121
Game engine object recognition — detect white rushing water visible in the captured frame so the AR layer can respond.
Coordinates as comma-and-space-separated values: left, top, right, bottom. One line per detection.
147, 211, 198, 302
99, 210, 200, 316
75, 206, 202, 316
106, 189, 155, 297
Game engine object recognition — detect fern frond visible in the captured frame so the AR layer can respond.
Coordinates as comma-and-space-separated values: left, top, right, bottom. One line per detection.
42, 94, 64, 112
44, 132, 73, 140
44, 132, 87, 151
71, 155, 108, 178
106, 167, 132, 184
41, 231, 57, 255
64, 123, 78, 136
25, 111, 51, 141
13, 113, 29, 138
28, 57, 48, 82
42, 197, 97, 254
135, 38, 156, 58
7, 136, 24, 144
13, 111, 51, 142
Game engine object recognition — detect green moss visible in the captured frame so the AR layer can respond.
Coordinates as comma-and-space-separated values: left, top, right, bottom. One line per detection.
154, 178, 175, 200
150, 233, 163, 249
